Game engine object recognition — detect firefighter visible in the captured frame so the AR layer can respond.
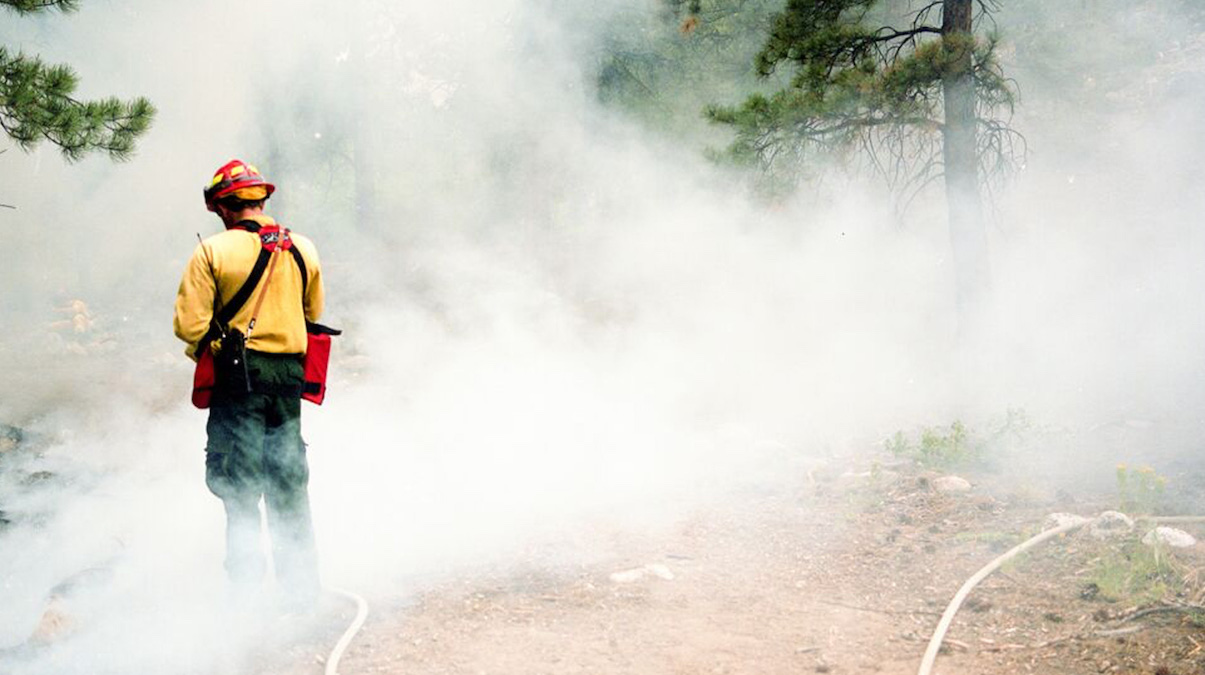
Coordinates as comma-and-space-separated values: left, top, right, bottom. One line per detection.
173, 159, 325, 607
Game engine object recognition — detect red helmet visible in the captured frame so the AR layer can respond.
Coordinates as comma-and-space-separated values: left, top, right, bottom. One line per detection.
203, 159, 276, 211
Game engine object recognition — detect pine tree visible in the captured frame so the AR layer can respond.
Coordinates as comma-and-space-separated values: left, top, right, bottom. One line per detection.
0, 0, 155, 161
704, 0, 1021, 320
598, 0, 784, 139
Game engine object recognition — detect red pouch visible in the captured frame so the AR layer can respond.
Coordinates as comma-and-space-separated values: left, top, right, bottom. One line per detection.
302, 322, 341, 405
192, 346, 216, 409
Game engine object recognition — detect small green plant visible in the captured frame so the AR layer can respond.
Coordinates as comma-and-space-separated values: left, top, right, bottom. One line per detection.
919, 421, 972, 467
885, 431, 910, 457
1188, 610, 1205, 629
1116, 464, 1167, 515
869, 460, 883, 483
886, 410, 1034, 470
887, 421, 980, 469
1089, 538, 1181, 603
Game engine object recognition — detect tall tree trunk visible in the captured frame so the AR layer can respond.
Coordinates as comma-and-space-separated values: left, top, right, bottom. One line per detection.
941, 0, 988, 327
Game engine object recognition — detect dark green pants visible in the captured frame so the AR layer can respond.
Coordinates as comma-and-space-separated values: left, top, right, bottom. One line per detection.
205, 351, 319, 602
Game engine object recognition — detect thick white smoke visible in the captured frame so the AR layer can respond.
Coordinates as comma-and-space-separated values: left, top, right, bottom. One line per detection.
1, 1, 1204, 673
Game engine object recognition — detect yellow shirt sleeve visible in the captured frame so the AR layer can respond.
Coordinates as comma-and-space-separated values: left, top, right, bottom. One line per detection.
173, 242, 217, 361
295, 236, 324, 323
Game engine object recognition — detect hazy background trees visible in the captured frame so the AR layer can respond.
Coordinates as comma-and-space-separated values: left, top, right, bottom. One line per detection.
702, 0, 1018, 323
596, 0, 1204, 327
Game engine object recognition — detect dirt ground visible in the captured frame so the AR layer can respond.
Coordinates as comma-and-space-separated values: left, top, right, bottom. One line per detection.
266, 457, 1205, 675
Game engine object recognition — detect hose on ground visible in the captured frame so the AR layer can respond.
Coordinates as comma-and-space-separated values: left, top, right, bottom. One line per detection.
916, 518, 1092, 675
324, 587, 369, 675
917, 513, 1205, 675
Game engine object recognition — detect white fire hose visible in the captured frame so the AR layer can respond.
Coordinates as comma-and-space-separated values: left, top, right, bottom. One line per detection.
324, 587, 369, 675
916, 518, 1089, 675
917, 514, 1205, 675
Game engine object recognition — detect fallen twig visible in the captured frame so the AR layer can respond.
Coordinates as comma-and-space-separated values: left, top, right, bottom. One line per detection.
1118, 602, 1205, 624
1095, 625, 1145, 638
1026, 624, 1145, 651
795, 646, 820, 654
981, 642, 1028, 652
813, 599, 941, 617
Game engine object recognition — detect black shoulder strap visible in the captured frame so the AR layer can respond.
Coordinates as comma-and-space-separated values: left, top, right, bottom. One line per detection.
215, 246, 272, 327
209, 224, 309, 331
289, 245, 308, 298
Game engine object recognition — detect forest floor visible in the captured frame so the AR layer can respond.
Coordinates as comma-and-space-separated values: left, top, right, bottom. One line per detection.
257, 453, 1205, 675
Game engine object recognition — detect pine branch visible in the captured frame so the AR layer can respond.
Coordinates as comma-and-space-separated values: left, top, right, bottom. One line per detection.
912, 1, 944, 31
0, 0, 80, 14
0, 48, 155, 161
870, 26, 943, 43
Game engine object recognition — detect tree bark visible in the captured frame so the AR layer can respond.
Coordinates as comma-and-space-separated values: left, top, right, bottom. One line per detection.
941, 0, 989, 327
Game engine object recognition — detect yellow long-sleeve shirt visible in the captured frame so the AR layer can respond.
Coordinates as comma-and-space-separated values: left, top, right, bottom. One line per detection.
174, 214, 324, 360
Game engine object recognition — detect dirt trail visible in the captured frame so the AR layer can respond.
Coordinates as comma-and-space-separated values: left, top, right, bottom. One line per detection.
277, 464, 1205, 675
338, 492, 913, 675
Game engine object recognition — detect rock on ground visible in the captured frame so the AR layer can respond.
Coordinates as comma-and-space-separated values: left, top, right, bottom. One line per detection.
931, 476, 972, 493
1142, 526, 1197, 548
1089, 511, 1135, 539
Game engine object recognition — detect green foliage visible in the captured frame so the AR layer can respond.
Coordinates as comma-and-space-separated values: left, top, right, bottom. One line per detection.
597, 0, 786, 141
0, 0, 79, 14
887, 420, 978, 468
662, 0, 702, 16
705, 0, 1020, 197
0, 3, 154, 161
753, 0, 887, 81
886, 409, 1030, 470
1115, 464, 1168, 516
1089, 538, 1180, 604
